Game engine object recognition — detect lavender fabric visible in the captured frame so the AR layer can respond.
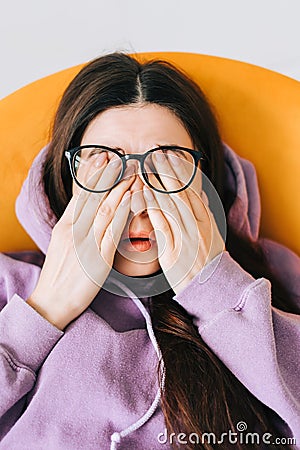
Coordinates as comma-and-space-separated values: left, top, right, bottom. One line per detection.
0, 143, 299, 449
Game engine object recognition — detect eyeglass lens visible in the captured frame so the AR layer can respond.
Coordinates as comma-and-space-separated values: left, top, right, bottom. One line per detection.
73, 147, 196, 193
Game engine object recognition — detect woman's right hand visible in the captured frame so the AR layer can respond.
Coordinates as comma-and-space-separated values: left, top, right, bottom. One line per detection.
27, 163, 135, 331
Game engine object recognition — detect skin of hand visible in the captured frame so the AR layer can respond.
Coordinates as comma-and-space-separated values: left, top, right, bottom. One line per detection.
27, 162, 135, 331
142, 150, 226, 295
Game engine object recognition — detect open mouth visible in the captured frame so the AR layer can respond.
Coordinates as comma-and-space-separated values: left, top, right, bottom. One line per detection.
121, 236, 155, 252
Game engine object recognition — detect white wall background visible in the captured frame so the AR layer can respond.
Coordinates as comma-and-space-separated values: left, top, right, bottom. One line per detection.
1, 0, 300, 99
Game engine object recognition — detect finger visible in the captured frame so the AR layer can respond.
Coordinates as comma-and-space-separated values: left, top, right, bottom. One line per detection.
148, 151, 194, 215
201, 190, 209, 207
147, 171, 195, 233
99, 191, 131, 265
81, 151, 123, 192
149, 187, 187, 234
143, 186, 174, 248
180, 166, 208, 222
129, 168, 147, 214
73, 157, 125, 222
150, 150, 179, 192
130, 188, 147, 214
75, 165, 135, 238
58, 191, 86, 227
147, 170, 189, 207
151, 150, 193, 195
89, 174, 134, 244
75, 152, 108, 193
71, 190, 131, 288
147, 160, 207, 242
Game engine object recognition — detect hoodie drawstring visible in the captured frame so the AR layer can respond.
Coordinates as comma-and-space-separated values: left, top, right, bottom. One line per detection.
109, 278, 165, 450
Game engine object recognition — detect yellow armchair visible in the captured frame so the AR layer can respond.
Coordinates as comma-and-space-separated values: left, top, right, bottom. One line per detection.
1, 52, 299, 255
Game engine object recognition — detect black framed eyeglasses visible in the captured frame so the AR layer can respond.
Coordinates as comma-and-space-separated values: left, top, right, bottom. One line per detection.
65, 145, 206, 194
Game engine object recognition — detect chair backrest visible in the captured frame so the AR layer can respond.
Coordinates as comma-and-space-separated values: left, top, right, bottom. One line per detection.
1, 52, 299, 255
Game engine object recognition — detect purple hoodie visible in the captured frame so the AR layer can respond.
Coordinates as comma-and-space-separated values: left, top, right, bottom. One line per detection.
0, 144, 300, 449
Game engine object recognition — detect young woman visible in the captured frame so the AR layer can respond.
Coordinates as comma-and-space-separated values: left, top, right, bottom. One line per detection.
0, 53, 299, 450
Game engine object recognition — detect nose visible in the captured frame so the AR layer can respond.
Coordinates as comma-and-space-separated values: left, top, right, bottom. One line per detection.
130, 170, 147, 215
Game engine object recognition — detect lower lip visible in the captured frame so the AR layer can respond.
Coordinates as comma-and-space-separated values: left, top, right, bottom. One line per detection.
121, 239, 153, 252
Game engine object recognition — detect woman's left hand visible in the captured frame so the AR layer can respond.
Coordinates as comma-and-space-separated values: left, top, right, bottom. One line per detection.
143, 153, 226, 295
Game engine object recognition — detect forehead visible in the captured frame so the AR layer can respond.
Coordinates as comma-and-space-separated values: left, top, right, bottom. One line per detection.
81, 104, 193, 150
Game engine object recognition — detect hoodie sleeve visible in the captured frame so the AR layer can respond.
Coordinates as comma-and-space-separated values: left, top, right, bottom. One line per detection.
174, 250, 300, 442
0, 253, 63, 437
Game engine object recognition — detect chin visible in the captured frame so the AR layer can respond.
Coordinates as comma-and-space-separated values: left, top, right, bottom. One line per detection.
113, 251, 160, 277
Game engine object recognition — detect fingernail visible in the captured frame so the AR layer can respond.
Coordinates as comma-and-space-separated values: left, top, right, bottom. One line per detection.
143, 187, 154, 201
169, 153, 181, 166
111, 159, 121, 168
154, 151, 165, 162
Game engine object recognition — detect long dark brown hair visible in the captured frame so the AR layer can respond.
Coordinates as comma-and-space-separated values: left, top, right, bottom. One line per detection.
43, 53, 297, 448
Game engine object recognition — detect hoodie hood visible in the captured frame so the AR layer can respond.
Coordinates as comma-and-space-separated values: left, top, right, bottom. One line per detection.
223, 144, 261, 241
15, 143, 261, 253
